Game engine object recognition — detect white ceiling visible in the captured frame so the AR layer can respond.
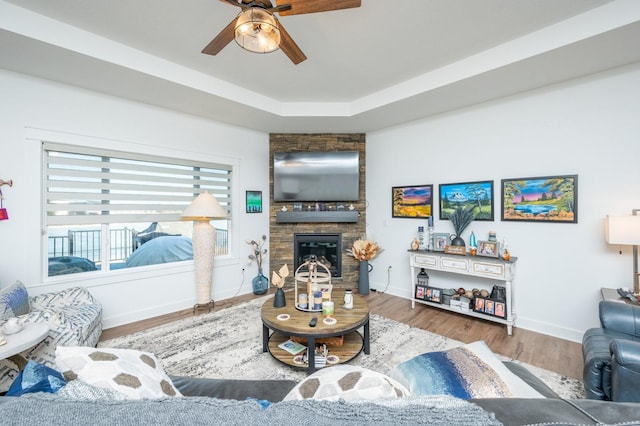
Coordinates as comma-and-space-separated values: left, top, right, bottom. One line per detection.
1, 0, 640, 133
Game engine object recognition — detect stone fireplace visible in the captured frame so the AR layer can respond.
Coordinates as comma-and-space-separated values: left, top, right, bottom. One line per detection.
294, 233, 342, 277
269, 133, 366, 289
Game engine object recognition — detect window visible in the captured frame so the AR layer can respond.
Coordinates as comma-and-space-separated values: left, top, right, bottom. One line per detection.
44, 142, 232, 277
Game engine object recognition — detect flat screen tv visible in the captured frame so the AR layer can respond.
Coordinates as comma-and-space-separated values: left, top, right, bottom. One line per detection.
273, 151, 360, 202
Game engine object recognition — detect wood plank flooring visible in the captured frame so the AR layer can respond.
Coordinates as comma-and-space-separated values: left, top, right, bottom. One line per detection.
99, 290, 583, 380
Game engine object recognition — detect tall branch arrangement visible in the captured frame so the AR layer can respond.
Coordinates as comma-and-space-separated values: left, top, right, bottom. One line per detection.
247, 235, 267, 271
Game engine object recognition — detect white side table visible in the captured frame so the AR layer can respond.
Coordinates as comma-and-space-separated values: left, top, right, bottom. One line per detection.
0, 323, 50, 369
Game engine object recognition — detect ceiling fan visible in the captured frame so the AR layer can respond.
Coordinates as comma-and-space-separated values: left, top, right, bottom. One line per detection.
202, 0, 362, 65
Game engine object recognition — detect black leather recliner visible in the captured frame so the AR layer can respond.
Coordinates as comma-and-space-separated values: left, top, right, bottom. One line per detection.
582, 300, 640, 401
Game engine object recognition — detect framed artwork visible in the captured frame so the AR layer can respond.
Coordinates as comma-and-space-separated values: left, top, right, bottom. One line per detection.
494, 301, 506, 318
392, 185, 433, 218
439, 180, 494, 221
415, 285, 427, 300
246, 190, 262, 213
433, 233, 449, 252
501, 174, 578, 223
477, 240, 499, 258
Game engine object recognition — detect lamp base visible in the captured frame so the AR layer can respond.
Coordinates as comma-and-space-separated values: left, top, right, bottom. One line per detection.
193, 300, 215, 314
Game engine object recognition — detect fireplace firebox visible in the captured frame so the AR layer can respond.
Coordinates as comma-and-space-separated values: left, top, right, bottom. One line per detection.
294, 233, 342, 277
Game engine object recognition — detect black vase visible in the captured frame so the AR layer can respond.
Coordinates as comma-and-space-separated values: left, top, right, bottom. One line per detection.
273, 287, 286, 308
450, 235, 466, 247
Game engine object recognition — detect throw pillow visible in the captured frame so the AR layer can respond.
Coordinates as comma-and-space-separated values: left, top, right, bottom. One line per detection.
0, 280, 30, 321
388, 340, 544, 399
55, 346, 182, 400
6, 360, 66, 396
284, 365, 410, 401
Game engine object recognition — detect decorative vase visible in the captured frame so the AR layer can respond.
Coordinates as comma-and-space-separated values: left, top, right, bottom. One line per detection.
359, 260, 373, 294
252, 270, 269, 295
273, 287, 286, 307
450, 235, 466, 247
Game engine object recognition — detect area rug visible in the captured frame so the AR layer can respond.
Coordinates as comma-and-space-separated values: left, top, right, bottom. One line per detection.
99, 296, 584, 399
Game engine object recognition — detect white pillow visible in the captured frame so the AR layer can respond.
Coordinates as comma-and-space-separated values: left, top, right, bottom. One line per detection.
55, 346, 181, 400
388, 341, 544, 399
284, 365, 410, 401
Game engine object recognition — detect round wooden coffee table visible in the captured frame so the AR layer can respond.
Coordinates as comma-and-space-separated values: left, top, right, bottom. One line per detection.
261, 289, 370, 374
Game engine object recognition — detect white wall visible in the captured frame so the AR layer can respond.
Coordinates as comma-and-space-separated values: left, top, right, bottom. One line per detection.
0, 70, 270, 328
365, 62, 640, 343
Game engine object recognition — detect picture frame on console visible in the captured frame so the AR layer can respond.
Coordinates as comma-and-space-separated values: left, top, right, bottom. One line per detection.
494, 301, 506, 318
501, 174, 578, 223
415, 285, 427, 300
426, 287, 442, 303
477, 240, 499, 258
392, 184, 433, 218
433, 233, 449, 252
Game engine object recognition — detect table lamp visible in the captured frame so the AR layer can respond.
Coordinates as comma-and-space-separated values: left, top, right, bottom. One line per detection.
182, 191, 227, 312
605, 209, 640, 294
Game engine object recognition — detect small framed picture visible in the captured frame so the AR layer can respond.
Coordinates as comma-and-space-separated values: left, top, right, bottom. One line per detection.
427, 287, 442, 303
246, 191, 262, 213
415, 285, 427, 300
473, 297, 486, 313
494, 301, 506, 318
477, 240, 499, 258
433, 233, 449, 252
485, 299, 495, 315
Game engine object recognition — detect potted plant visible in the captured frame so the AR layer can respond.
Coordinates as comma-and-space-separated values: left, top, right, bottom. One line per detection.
449, 206, 474, 247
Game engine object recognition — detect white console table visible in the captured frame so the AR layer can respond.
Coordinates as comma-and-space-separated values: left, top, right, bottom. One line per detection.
408, 250, 517, 335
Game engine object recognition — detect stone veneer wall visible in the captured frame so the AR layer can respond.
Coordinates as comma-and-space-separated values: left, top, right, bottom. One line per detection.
269, 133, 366, 291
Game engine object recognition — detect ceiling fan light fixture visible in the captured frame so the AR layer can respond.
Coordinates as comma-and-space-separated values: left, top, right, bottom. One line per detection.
234, 8, 281, 54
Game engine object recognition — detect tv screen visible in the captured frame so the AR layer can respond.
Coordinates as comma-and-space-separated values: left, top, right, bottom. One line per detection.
273, 151, 360, 202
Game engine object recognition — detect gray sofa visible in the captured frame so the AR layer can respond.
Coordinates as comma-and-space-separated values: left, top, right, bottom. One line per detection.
2, 362, 639, 425
582, 300, 640, 401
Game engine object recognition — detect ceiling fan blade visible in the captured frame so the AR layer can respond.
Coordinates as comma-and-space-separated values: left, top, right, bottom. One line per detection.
276, 0, 361, 16
278, 22, 306, 64
218, 0, 245, 8
202, 18, 237, 55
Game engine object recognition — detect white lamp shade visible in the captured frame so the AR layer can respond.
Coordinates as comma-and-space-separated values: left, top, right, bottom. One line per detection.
182, 191, 227, 220
605, 215, 640, 245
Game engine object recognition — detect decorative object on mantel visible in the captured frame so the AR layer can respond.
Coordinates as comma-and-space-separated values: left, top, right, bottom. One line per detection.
0, 179, 13, 187
445, 206, 473, 255
247, 235, 269, 295
348, 239, 382, 294
271, 264, 289, 308
605, 209, 640, 294
181, 191, 228, 313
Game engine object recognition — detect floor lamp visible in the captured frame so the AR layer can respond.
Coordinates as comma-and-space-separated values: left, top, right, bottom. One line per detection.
182, 191, 227, 312
605, 209, 640, 294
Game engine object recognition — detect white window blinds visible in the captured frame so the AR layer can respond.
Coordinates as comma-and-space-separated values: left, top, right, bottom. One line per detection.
44, 142, 232, 226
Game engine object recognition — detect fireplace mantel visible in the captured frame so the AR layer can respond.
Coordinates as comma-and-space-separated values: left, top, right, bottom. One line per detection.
276, 211, 359, 223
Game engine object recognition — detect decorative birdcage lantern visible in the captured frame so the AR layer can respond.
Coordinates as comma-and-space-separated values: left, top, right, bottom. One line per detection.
294, 254, 332, 312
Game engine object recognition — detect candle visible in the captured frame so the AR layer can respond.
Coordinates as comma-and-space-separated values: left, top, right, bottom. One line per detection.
322, 300, 335, 317
298, 293, 308, 309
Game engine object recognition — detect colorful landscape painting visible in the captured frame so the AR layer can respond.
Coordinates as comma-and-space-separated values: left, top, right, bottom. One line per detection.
392, 185, 433, 218
501, 175, 577, 223
439, 180, 494, 221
